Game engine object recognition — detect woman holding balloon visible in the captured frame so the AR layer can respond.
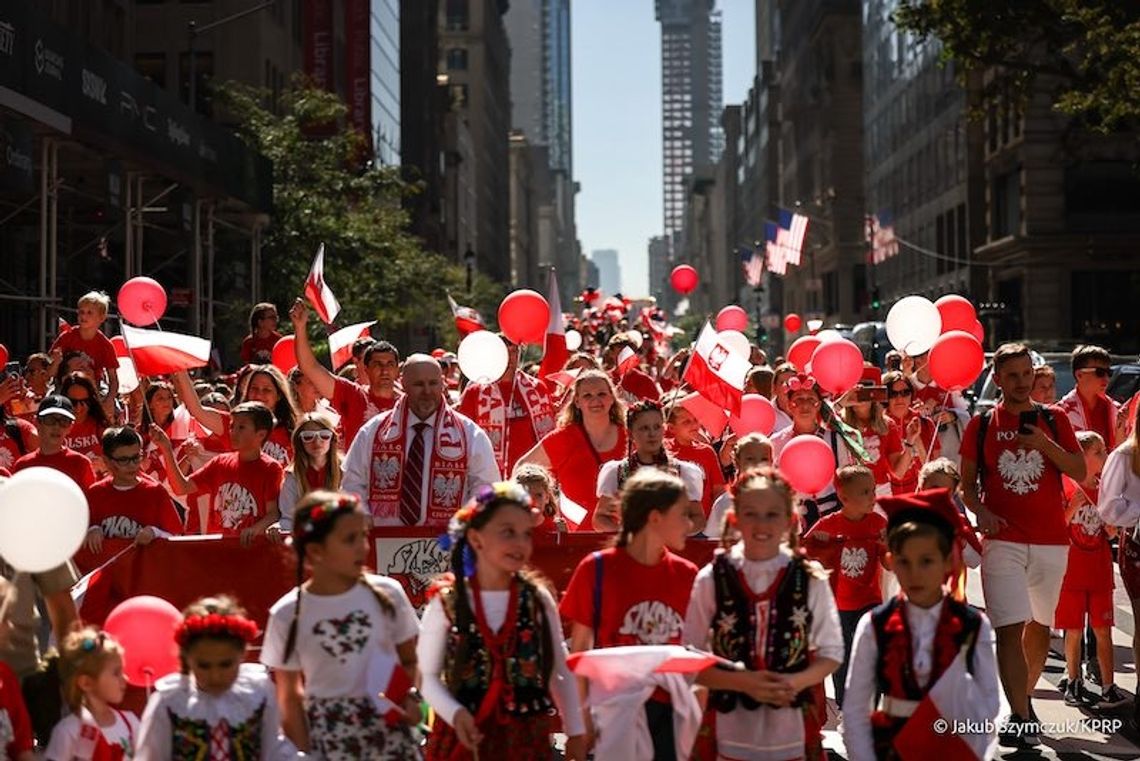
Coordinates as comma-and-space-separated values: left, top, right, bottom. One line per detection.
882, 370, 939, 494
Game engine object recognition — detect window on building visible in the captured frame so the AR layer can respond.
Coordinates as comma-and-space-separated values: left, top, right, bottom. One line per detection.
446, 0, 469, 30
134, 52, 166, 89
447, 48, 468, 70
178, 51, 213, 115
991, 170, 1020, 239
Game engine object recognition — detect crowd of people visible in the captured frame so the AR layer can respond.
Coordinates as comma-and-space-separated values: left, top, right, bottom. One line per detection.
1, 286, 1140, 760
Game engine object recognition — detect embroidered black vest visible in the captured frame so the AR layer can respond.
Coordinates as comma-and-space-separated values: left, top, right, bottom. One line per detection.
168, 702, 265, 760
707, 550, 813, 712
870, 595, 981, 702
441, 580, 555, 718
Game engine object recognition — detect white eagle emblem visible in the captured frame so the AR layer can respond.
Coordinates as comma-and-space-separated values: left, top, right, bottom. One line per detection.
432, 474, 462, 507
708, 344, 730, 372
371, 456, 399, 490
1074, 504, 1103, 536
840, 546, 869, 578
997, 448, 1045, 495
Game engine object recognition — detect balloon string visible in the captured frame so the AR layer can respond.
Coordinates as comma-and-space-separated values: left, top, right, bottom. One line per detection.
916, 390, 952, 489
146, 308, 162, 332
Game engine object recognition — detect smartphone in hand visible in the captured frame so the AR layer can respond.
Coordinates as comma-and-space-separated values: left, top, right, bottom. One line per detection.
1018, 410, 1037, 435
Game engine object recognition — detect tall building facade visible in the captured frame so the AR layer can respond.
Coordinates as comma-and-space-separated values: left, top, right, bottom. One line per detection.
648, 235, 673, 309
655, 0, 724, 238
590, 249, 622, 295
368, 0, 402, 165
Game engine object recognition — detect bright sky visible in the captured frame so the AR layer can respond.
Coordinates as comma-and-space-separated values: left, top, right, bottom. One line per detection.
572, 0, 756, 296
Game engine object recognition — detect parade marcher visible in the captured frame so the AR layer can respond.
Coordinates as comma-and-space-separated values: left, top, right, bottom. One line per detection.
1058, 345, 1125, 450
685, 466, 841, 761
1030, 365, 1057, 405
841, 367, 904, 497
0, 379, 37, 473
343, 354, 498, 527
12, 394, 96, 490
49, 291, 119, 412
909, 351, 971, 463
240, 302, 282, 366
664, 393, 726, 518
707, 433, 773, 540
60, 372, 111, 474
960, 343, 1084, 747
603, 332, 660, 403
882, 371, 938, 495
417, 483, 587, 760
842, 489, 1000, 760
135, 595, 295, 760
514, 463, 565, 532
262, 492, 423, 760
277, 412, 342, 533
516, 370, 627, 530
457, 334, 557, 477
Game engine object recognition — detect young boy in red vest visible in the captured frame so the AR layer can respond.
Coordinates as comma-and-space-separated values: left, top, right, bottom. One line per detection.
151, 401, 282, 544
842, 489, 1001, 758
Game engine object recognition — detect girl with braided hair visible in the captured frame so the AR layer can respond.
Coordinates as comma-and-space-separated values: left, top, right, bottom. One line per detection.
417, 482, 586, 760
261, 491, 422, 760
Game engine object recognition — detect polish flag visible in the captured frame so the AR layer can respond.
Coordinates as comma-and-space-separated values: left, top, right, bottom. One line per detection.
539, 269, 569, 380
367, 652, 414, 726
678, 391, 730, 438
683, 322, 749, 415
304, 244, 341, 324
328, 320, 376, 370
559, 492, 588, 530
892, 648, 997, 760
446, 292, 486, 337
546, 366, 582, 390
616, 346, 639, 376
567, 646, 721, 693
57, 316, 71, 335
121, 325, 211, 376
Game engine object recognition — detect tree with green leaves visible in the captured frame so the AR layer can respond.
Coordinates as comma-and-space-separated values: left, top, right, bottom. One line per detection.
894, 1, 1140, 131
214, 79, 505, 356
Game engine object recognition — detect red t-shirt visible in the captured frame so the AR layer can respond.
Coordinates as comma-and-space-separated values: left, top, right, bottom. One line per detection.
888, 411, 939, 494
187, 452, 283, 534
63, 418, 104, 460
87, 476, 184, 538
540, 424, 627, 529
13, 448, 96, 490
560, 547, 698, 646
858, 421, 903, 486
240, 331, 281, 366
332, 375, 399, 447
1060, 478, 1112, 591
960, 404, 1079, 545
0, 418, 35, 472
0, 661, 33, 759
50, 329, 118, 379
458, 380, 543, 475
666, 439, 724, 515
803, 512, 886, 611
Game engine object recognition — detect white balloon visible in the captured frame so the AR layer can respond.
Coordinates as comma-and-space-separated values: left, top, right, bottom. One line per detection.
565, 329, 583, 352
117, 357, 139, 395
0, 467, 89, 572
815, 329, 844, 344
886, 295, 942, 355
457, 330, 509, 384
717, 330, 751, 357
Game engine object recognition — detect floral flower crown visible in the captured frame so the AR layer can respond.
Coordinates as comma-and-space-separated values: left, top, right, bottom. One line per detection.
295, 495, 358, 540
175, 613, 260, 647
437, 481, 535, 556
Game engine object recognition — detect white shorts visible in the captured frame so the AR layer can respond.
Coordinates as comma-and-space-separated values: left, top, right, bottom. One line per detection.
980, 540, 1069, 628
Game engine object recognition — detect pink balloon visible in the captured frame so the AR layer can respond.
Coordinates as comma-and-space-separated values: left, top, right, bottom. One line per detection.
934, 294, 976, 334
784, 314, 802, 333
778, 435, 836, 494
117, 277, 168, 326
271, 335, 297, 372
928, 331, 985, 391
498, 289, 550, 345
729, 394, 777, 437
715, 305, 749, 332
670, 265, 699, 295
810, 339, 864, 395
110, 336, 128, 359
103, 595, 181, 687
787, 336, 822, 372
970, 319, 985, 344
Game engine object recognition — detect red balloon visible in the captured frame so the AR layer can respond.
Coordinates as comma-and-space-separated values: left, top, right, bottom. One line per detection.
729, 394, 777, 437
110, 336, 128, 359
786, 336, 821, 372
103, 595, 181, 687
784, 314, 802, 333
928, 331, 985, 391
779, 435, 836, 494
934, 294, 976, 334
970, 319, 985, 344
271, 335, 297, 372
498, 289, 550, 345
0, 344, 7, 367
117, 277, 168, 326
715, 305, 749, 332
810, 339, 864, 395
670, 265, 699, 295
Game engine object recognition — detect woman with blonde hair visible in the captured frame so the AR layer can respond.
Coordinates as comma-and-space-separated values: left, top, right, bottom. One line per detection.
277, 412, 342, 532
516, 369, 626, 530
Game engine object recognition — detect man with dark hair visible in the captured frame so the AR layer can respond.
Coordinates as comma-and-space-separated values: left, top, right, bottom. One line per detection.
960, 342, 1085, 747
1059, 344, 1123, 450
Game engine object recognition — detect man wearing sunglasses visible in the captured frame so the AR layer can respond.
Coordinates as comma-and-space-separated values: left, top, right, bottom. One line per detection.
1058, 345, 1125, 451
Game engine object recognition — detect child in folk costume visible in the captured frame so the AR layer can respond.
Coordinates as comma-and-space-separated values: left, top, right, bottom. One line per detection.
842, 489, 1000, 760
684, 467, 842, 761
261, 491, 423, 761
135, 596, 295, 760
561, 469, 700, 760
46, 628, 139, 761
417, 482, 587, 760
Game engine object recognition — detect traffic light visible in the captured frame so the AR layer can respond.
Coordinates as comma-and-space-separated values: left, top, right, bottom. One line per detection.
871, 288, 882, 311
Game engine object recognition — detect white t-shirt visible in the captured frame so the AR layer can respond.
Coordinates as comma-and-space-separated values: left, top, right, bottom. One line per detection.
46, 707, 140, 760
261, 574, 419, 699
595, 458, 704, 501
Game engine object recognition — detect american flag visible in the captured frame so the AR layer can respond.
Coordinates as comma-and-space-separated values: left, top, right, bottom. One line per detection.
764, 221, 787, 276
776, 208, 809, 266
866, 210, 899, 264
741, 247, 765, 287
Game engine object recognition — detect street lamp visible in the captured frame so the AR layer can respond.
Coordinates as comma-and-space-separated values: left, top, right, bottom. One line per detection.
464, 246, 476, 295
188, 0, 277, 112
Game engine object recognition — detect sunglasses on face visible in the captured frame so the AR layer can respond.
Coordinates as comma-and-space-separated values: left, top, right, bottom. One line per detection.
887, 386, 913, 398
300, 430, 334, 443
1078, 367, 1111, 378
109, 454, 143, 465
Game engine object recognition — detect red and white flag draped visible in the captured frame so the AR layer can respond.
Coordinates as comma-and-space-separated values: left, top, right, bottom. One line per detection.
568, 646, 720, 693
683, 322, 749, 415
327, 320, 376, 370
121, 325, 211, 376
616, 346, 639, 376
892, 647, 997, 760
304, 244, 341, 324
367, 652, 415, 726
539, 269, 569, 380
446, 292, 486, 337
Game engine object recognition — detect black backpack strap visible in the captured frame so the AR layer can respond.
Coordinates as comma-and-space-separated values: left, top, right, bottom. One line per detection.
592, 550, 604, 636
1032, 402, 1059, 440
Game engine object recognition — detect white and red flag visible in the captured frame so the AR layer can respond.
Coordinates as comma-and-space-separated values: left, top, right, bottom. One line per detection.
57, 316, 71, 335
304, 244, 341, 324
446, 292, 486, 337
558, 492, 588, 531
121, 324, 211, 376
327, 320, 376, 370
539, 269, 569, 380
683, 322, 749, 415
616, 346, 639, 376
567, 645, 720, 693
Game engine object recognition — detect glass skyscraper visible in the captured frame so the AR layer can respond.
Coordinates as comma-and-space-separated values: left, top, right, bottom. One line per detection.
370, 0, 401, 165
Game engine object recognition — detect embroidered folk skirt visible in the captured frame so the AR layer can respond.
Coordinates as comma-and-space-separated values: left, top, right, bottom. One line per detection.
424, 712, 557, 760
306, 696, 421, 761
